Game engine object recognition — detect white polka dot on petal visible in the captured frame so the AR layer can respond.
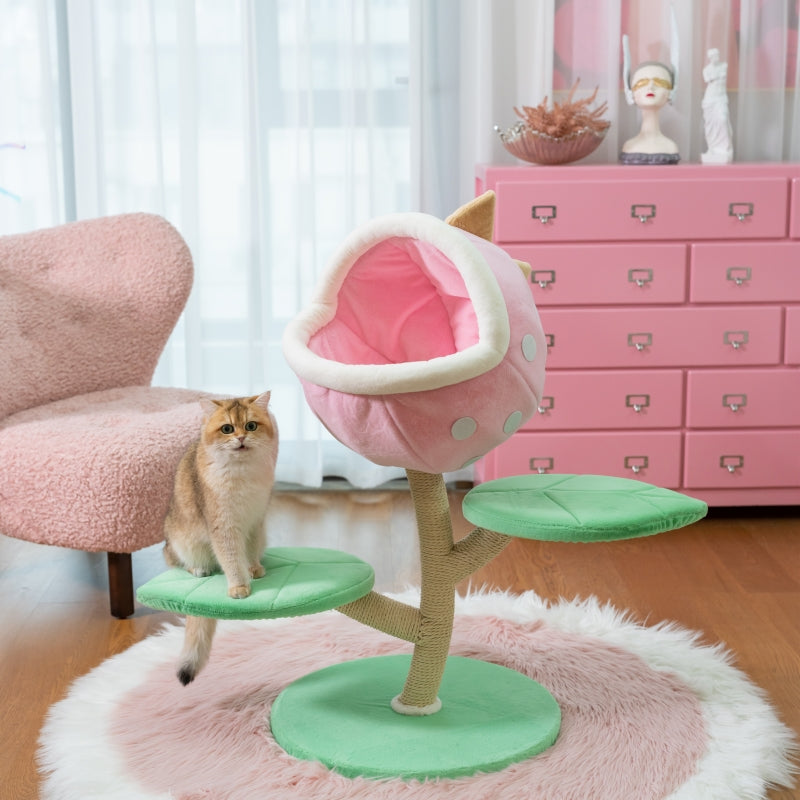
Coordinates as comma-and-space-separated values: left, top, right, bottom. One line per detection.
521, 334, 537, 361
451, 417, 477, 440
503, 411, 523, 434
460, 455, 481, 469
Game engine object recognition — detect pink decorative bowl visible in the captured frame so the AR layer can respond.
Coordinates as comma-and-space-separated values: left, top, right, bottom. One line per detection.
495, 123, 608, 165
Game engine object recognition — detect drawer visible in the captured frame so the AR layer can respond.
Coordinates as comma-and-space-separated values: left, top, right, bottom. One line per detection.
690, 241, 800, 302
480, 431, 682, 487
507, 243, 686, 306
494, 177, 789, 243
686, 368, 800, 428
791, 178, 800, 239
685, 430, 800, 488
786, 307, 800, 364
529, 370, 684, 430
539, 306, 782, 369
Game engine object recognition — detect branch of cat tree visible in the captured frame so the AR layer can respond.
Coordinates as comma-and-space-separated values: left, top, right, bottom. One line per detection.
450, 527, 510, 583
335, 529, 509, 648
336, 591, 422, 643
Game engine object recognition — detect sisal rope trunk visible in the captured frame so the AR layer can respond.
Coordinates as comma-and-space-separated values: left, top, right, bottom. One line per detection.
338, 469, 509, 712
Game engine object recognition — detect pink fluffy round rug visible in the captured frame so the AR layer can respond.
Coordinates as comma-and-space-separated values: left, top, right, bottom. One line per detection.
38, 591, 797, 800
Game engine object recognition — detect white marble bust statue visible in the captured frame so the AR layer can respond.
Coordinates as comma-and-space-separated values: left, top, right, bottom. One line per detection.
701, 48, 733, 164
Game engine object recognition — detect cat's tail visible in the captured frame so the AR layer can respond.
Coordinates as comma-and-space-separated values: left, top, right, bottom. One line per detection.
177, 616, 217, 685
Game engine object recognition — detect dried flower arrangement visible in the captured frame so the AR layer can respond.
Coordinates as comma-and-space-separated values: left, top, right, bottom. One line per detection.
495, 79, 610, 165
513, 79, 610, 138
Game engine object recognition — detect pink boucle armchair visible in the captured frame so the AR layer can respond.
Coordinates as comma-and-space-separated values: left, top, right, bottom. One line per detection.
0, 213, 210, 617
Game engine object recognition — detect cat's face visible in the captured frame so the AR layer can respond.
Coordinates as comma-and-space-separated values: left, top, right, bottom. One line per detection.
200, 392, 277, 456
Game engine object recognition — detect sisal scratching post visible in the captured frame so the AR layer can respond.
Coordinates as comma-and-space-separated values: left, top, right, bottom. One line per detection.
393, 470, 457, 712
339, 469, 509, 713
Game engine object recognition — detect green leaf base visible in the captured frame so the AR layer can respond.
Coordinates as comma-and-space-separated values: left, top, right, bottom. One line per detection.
270, 655, 561, 779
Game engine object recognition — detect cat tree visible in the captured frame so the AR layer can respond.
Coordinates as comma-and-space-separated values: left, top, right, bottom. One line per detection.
138, 192, 707, 779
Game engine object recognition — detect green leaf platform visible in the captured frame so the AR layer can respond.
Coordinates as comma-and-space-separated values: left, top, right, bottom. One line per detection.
462, 474, 708, 542
137, 547, 375, 620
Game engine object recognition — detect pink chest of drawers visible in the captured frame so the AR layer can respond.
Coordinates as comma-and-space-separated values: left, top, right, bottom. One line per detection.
475, 162, 800, 506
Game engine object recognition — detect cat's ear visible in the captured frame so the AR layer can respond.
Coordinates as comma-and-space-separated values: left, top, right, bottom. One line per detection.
249, 391, 272, 412
199, 398, 222, 419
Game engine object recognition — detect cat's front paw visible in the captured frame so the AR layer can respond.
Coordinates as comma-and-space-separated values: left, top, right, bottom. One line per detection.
228, 584, 251, 599
249, 564, 266, 579
189, 567, 212, 577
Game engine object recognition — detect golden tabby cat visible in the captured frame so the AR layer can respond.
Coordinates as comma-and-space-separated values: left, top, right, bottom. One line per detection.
163, 392, 278, 684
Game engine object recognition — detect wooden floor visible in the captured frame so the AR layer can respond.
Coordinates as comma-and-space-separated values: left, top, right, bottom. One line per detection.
1, 493, 798, 800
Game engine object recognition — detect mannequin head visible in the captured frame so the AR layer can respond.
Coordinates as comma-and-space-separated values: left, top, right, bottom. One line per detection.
630, 62, 674, 109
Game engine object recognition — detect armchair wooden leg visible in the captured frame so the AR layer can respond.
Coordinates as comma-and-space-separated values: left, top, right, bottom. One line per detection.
107, 552, 135, 619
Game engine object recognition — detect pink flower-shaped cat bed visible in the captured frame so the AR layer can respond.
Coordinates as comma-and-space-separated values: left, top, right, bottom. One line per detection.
282, 196, 546, 474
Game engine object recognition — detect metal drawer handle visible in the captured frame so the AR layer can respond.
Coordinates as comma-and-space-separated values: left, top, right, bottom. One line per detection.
624, 455, 649, 474
628, 332, 653, 351
722, 393, 747, 412
530, 457, 554, 474
728, 202, 753, 222
628, 268, 653, 287
724, 330, 749, 350
545, 333, 555, 349
626, 394, 651, 412
531, 269, 556, 289
726, 266, 752, 286
537, 396, 554, 414
532, 205, 557, 224
631, 204, 656, 223
720, 454, 744, 473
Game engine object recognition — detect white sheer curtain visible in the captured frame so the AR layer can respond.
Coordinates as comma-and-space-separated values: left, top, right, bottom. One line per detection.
1, 0, 413, 488
2, 0, 798, 488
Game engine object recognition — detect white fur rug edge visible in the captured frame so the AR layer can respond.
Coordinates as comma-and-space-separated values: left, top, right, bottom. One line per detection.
37, 589, 798, 800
